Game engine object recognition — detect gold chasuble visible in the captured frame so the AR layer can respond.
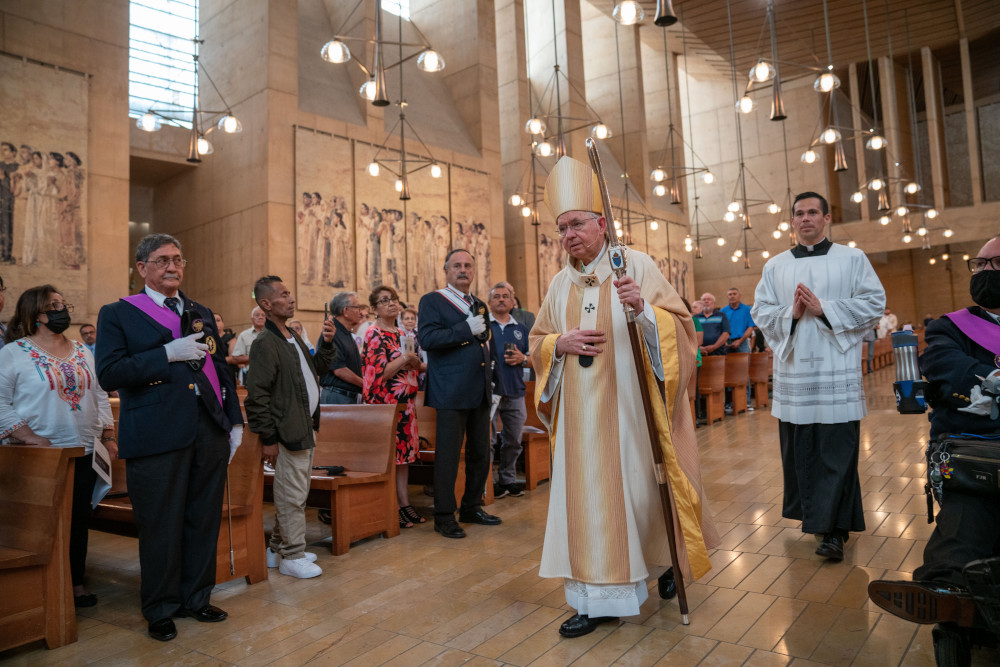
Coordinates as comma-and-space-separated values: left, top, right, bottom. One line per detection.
530, 247, 719, 590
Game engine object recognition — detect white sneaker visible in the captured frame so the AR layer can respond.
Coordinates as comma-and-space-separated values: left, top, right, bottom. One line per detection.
279, 556, 322, 579
267, 547, 317, 568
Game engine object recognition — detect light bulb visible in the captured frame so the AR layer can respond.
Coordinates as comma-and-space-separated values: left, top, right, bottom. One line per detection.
778, 221, 789, 232
762, 250, 770, 258
902, 234, 912, 243
395, 179, 404, 193
509, 194, 523, 207
716, 237, 726, 246
703, 171, 715, 184
651, 168, 666, 182
218, 114, 242, 133
905, 181, 921, 194
851, 191, 864, 203
137, 112, 161, 132
196, 136, 213, 155
772, 230, 782, 239
869, 178, 884, 190
801, 149, 818, 164
929, 257, 936, 265
616, 228, 624, 237
417, 49, 445, 72
536, 141, 553, 157
941, 253, 949, 260
684, 235, 692, 243
896, 206, 908, 217
320, 40, 351, 64
943, 228, 954, 237
614, 219, 622, 230
917, 226, 928, 236
360, 80, 376, 101
737, 95, 754, 114
724, 211, 736, 222
734, 249, 743, 257
767, 203, 780, 214
866, 134, 886, 150
963, 254, 970, 261
686, 245, 694, 252
430, 163, 443, 178
525, 117, 545, 135
814, 71, 841, 92
731, 255, 740, 262
750, 61, 773, 83
728, 201, 741, 212
612, 1, 644, 25
592, 123, 611, 139
847, 240, 857, 248
879, 215, 891, 225
521, 206, 532, 218
650, 220, 659, 231
926, 208, 939, 219
367, 162, 380, 177
653, 184, 667, 197
820, 128, 841, 144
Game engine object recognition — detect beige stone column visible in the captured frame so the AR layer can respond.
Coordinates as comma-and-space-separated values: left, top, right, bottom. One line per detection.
847, 63, 869, 222
959, 37, 982, 205
921, 46, 950, 210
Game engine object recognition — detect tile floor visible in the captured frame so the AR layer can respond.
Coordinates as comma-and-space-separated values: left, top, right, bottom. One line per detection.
4, 367, 996, 665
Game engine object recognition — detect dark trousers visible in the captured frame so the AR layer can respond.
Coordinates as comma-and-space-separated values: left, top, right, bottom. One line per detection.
434, 399, 491, 519
126, 408, 229, 622
915, 491, 1000, 587
70, 453, 98, 586
779, 420, 865, 535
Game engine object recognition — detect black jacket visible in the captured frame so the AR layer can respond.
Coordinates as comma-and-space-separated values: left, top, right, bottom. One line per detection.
417, 290, 491, 410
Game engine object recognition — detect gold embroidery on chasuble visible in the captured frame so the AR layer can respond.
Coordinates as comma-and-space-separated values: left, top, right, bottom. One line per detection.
562, 274, 630, 584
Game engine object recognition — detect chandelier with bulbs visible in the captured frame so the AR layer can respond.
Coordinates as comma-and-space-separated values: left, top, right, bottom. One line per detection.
135, 46, 244, 164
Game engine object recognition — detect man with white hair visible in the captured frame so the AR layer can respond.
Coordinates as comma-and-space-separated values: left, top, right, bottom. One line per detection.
231, 306, 266, 369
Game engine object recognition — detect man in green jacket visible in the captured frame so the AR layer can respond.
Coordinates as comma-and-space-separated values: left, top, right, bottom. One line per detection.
244, 275, 336, 579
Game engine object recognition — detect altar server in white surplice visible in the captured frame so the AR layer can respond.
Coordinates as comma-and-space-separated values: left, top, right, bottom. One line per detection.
751, 191, 885, 563
530, 156, 718, 639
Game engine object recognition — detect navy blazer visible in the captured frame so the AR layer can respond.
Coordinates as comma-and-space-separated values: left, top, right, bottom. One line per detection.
417, 290, 491, 410
96, 290, 243, 459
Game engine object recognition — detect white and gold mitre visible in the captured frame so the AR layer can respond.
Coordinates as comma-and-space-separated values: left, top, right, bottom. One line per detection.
543, 156, 603, 219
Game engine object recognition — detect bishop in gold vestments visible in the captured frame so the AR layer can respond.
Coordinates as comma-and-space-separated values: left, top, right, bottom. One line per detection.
531, 157, 718, 632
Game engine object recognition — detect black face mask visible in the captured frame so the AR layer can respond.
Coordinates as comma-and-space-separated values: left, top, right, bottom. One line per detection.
970, 271, 1000, 309
42, 308, 72, 334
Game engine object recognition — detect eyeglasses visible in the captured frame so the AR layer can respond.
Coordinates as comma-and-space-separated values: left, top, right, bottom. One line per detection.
44, 301, 74, 312
375, 296, 400, 306
556, 217, 597, 238
967, 256, 1000, 274
146, 257, 188, 269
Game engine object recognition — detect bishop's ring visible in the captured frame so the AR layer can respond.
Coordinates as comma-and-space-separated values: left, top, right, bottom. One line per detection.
582, 344, 588, 352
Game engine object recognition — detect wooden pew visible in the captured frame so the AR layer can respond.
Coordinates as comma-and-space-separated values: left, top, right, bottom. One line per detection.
698, 356, 726, 425
0, 445, 83, 651
264, 404, 403, 555
413, 404, 495, 505
723, 353, 750, 415
89, 429, 267, 585
749, 352, 771, 410
521, 381, 551, 490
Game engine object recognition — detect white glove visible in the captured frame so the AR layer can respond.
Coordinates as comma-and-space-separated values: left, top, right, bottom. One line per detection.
164, 331, 208, 362
228, 425, 244, 464
466, 313, 486, 336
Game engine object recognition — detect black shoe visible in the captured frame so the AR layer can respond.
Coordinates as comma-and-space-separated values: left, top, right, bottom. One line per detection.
148, 618, 178, 641
175, 604, 228, 623
815, 533, 844, 561
493, 483, 510, 499
459, 508, 502, 525
867, 580, 977, 626
932, 623, 972, 667
434, 518, 466, 539
74, 593, 98, 608
962, 557, 1000, 632
318, 509, 332, 525
504, 482, 525, 497
558, 614, 618, 638
658, 567, 677, 600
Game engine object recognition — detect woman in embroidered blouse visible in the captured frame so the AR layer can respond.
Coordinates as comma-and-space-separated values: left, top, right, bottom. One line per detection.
361, 285, 425, 528
0, 285, 116, 609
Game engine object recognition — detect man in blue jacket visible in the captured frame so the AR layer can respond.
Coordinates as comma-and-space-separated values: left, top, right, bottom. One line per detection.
418, 249, 501, 538
96, 234, 243, 642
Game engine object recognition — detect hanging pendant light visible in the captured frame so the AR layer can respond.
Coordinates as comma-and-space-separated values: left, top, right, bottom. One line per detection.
186, 128, 202, 164
877, 188, 891, 213
370, 0, 390, 107
612, 1, 644, 25
833, 140, 848, 172
416, 49, 445, 72
766, 1, 786, 121
653, 0, 678, 26
320, 40, 351, 63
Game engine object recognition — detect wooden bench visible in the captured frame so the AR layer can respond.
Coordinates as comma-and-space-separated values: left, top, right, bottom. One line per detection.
89, 428, 267, 586
0, 445, 83, 651
698, 355, 726, 425
723, 353, 750, 415
264, 404, 403, 555
413, 404, 495, 505
749, 351, 771, 409
521, 381, 551, 490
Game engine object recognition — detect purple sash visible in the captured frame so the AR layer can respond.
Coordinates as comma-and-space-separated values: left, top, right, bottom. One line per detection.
121, 293, 224, 407
944, 308, 1000, 357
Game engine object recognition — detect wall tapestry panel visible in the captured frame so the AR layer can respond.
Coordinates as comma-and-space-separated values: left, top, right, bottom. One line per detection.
355, 143, 409, 301
403, 164, 450, 303
293, 127, 354, 311
450, 169, 493, 298
0, 57, 89, 311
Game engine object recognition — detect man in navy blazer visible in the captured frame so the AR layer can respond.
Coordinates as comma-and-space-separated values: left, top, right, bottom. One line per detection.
96, 233, 243, 642
418, 248, 501, 538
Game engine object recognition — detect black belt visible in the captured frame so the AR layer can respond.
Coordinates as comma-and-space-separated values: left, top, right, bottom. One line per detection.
322, 386, 359, 398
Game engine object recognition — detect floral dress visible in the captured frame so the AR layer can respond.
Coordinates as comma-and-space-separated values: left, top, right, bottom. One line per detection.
362, 326, 419, 464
